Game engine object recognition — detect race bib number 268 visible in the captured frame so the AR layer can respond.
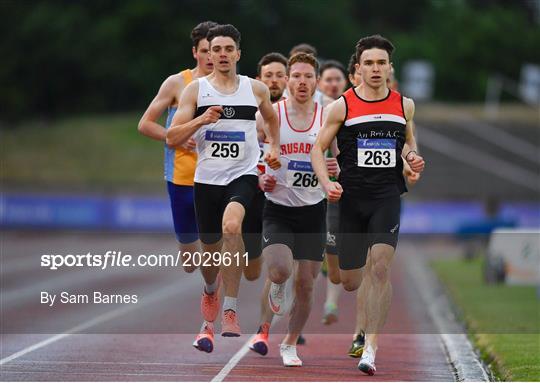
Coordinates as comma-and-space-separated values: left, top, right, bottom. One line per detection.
286, 160, 319, 189
205, 131, 245, 160
357, 138, 396, 168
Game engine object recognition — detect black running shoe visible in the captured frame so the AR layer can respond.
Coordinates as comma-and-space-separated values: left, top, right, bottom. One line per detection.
348, 332, 365, 358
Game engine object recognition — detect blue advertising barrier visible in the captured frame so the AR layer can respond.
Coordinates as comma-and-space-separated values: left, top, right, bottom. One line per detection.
1, 193, 538, 233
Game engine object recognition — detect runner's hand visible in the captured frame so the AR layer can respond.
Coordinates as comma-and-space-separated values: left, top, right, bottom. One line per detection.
324, 181, 343, 202
406, 152, 425, 173
259, 174, 277, 192
264, 146, 281, 170
405, 167, 421, 185
325, 157, 340, 177
181, 137, 196, 151
199, 105, 223, 125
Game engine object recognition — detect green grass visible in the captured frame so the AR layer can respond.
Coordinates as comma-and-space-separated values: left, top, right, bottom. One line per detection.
1, 105, 537, 192
432, 258, 540, 381
1, 113, 165, 191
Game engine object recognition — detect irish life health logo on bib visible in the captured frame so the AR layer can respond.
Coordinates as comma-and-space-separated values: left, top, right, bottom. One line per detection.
357, 138, 396, 168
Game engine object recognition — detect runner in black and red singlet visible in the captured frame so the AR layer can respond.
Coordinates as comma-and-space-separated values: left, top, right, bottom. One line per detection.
311, 35, 425, 375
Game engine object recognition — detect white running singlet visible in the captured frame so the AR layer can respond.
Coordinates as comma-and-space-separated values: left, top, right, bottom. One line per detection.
194, 75, 259, 185
265, 100, 325, 207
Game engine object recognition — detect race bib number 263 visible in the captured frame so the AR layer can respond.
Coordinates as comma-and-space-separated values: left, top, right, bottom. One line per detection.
205, 131, 245, 160
357, 138, 396, 168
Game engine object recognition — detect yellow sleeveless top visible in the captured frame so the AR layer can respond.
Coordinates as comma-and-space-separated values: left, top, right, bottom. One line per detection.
164, 69, 197, 186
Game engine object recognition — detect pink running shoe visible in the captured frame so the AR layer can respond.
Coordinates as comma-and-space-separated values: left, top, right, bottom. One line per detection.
201, 276, 221, 322
192, 321, 214, 353
249, 322, 270, 356
221, 309, 241, 337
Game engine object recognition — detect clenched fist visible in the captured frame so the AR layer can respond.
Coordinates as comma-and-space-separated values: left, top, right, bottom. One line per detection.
181, 137, 197, 151
323, 181, 343, 202
405, 151, 425, 173
259, 173, 277, 192
264, 145, 281, 170
199, 105, 223, 125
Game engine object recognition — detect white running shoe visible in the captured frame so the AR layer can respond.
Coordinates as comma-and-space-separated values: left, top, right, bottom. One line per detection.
358, 344, 376, 375
268, 282, 286, 315
279, 344, 302, 367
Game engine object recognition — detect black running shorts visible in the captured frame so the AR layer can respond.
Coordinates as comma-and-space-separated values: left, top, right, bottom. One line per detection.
325, 200, 339, 255
262, 199, 326, 262
337, 194, 401, 270
242, 188, 265, 259
194, 175, 258, 244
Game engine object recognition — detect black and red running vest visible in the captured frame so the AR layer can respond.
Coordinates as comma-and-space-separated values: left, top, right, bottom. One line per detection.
337, 87, 407, 198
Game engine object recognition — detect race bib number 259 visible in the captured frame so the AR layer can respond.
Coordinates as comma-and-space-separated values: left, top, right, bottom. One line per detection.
205, 131, 245, 160
357, 138, 396, 168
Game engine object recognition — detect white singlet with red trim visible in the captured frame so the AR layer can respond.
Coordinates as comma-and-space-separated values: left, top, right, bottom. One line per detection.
265, 100, 325, 207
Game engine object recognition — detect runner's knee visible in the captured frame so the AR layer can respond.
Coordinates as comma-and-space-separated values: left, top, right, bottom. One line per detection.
183, 264, 197, 273
328, 268, 341, 284
371, 260, 390, 284
341, 276, 361, 291
222, 218, 242, 236
268, 266, 290, 284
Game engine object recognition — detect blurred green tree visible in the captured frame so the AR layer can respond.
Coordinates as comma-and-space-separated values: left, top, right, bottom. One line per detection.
1, 0, 538, 121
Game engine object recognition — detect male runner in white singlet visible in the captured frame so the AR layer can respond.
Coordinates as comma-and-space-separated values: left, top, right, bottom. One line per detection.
257, 53, 337, 367
167, 24, 280, 351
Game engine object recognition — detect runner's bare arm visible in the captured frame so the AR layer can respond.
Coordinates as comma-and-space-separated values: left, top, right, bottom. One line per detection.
255, 110, 267, 143
312, 98, 345, 201
403, 97, 425, 173
321, 107, 340, 158
138, 75, 182, 141
255, 103, 279, 142
321, 106, 340, 176
252, 80, 279, 147
166, 81, 223, 147
252, 79, 280, 169
255, 109, 277, 191
330, 139, 339, 157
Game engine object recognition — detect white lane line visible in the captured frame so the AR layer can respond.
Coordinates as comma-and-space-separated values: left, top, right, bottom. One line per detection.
0, 281, 188, 365
418, 125, 540, 191
1, 370, 214, 378
211, 277, 294, 382
211, 336, 256, 382
212, 313, 284, 382
8, 360, 223, 366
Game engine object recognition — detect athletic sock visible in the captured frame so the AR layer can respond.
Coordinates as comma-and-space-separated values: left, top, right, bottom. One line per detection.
205, 279, 218, 294
326, 278, 341, 307
223, 296, 237, 312
324, 301, 338, 312
200, 321, 211, 332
